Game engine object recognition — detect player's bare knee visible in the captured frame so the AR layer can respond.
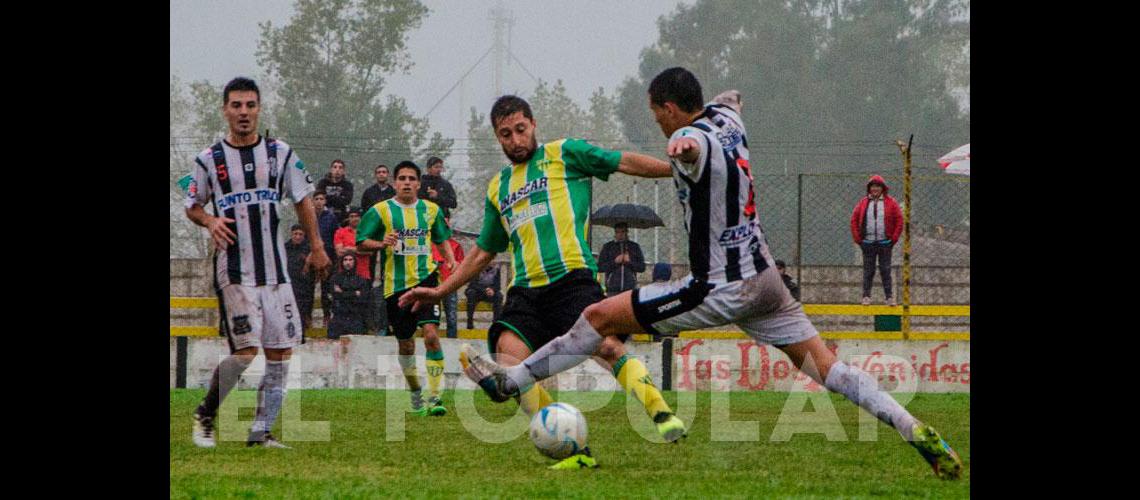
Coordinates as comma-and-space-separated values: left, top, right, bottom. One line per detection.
594, 336, 625, 365
233, 346, 259, 362
265, 348, 292, 362
423, 330, 441, 351
397, 340, 415, 355
582, 303, 614, 335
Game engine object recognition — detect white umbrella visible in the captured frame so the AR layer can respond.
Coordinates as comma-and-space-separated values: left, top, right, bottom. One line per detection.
938, 143, 970, 176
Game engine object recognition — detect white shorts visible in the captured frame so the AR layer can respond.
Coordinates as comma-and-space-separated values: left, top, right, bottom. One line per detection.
219, 284, 303, 351
631, 266, 818, 346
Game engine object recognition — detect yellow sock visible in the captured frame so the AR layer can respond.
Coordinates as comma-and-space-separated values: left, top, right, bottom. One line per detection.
517, 382, 554, 416
426, 350, 445, 398
615, 356, 672, 420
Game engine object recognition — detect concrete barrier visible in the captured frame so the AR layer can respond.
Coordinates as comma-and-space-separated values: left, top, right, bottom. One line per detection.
172, 336, 967, 393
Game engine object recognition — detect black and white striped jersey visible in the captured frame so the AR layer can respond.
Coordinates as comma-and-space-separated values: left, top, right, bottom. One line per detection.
668, 103, 774, 284
185, 136, 315, 288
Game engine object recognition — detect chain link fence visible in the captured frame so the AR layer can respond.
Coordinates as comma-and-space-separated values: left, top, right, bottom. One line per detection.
170, 142, 968, 304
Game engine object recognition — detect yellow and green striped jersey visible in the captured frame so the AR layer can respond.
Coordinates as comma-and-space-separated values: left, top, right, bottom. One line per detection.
356, 198, 452, 298
476, 138, 621, 289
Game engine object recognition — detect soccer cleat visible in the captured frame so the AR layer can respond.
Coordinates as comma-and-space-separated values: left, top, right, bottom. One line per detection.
458, 344, 518, 403
409, 391, 429, 416
247, 432, 292, 449
427, 395, 447, 417
909, 423, 963, 480
192, 412, 216, 448
654, 412, 688, 443
549, 447, 598, 470
861, 296, 872, 306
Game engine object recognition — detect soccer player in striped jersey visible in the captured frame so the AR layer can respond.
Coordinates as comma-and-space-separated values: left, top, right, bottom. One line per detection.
356, 161, 455, 416
458, 68, 963, 480
185, 77, 332, 449
399, 95, 685, 469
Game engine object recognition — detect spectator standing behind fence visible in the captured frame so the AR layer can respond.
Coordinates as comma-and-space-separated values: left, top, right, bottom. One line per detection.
418, 156, 457, 218
334, 207, 377, 332
317, 159, 354, 224
334, 208, 372, 280
432, 216, 464, 338
597, 222, 646, 296
313, 191, 339, 327
465, 262, 503, 330
328, 253, 370, 339
360, 164, 396, 210
285, 224, 316, 330
775, 259, 801, 302
359, 164, 396, 334
850, 175, 903, 306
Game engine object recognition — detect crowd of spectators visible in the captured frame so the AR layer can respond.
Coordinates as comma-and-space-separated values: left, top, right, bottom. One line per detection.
281, 156, 818, 340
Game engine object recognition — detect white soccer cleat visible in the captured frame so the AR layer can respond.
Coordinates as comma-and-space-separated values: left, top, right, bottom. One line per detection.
248, 432, 292, 449
192, 412, 216, 448
458, 344, 517, 402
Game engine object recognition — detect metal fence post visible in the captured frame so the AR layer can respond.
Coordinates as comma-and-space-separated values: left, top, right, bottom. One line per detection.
796, 174, 804, 288
895, 136, 914, 339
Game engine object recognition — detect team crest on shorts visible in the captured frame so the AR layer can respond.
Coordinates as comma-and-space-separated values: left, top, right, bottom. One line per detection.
231, 315, 252, 335
286, 322, 296, 338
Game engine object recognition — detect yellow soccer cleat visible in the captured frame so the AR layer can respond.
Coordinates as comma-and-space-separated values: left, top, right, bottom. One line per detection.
548, 447, 598, 470
654, 412, 688, 443
910, 423, 963, 480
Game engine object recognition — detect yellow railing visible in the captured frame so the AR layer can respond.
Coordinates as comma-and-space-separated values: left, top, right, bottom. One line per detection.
170, 297, 969, 341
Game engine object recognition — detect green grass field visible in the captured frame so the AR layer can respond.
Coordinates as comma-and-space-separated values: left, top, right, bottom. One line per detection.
171, 389, 969, 498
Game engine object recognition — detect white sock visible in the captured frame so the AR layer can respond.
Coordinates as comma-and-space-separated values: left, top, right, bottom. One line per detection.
504, 314, 603, 392
398, 355, 421, 391
824, 361, 918, 440
250, 359, 289, 439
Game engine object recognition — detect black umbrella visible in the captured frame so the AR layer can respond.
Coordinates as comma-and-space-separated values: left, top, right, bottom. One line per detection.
590, 203, 665, 229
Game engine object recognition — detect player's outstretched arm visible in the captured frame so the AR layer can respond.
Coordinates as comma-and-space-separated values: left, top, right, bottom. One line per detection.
712, 89, 742, 114
399, 245, 496, 311
617, 151, 672, 178
667, 137, 702, 164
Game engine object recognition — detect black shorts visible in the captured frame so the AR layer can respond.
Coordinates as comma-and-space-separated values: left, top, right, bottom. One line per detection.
487, 269, 608, 356
385, 273, 441, 340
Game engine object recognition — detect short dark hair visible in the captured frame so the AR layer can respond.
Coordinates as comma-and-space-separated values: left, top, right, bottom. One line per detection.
331, 159, 345, 168
426, 156, 443, 168
648, 67, 704, 113
290, 224, 304, 232
313, 190, 327, 197
375, 164, 389, 173
614, 222, 629, 230
490, 95, 534, 128
223, 77, 260, 104
775, 259, 787, 269
394, 160, 420, 180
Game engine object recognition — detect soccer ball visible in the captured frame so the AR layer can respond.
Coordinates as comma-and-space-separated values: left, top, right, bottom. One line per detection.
529, 403, 588, 460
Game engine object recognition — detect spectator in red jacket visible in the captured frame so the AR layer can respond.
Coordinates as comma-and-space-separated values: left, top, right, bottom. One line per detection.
850, 175, 903, 306
432, 216, 464, 338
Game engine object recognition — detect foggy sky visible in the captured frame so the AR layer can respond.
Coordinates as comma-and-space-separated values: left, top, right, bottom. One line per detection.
170, 0, 689, 142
